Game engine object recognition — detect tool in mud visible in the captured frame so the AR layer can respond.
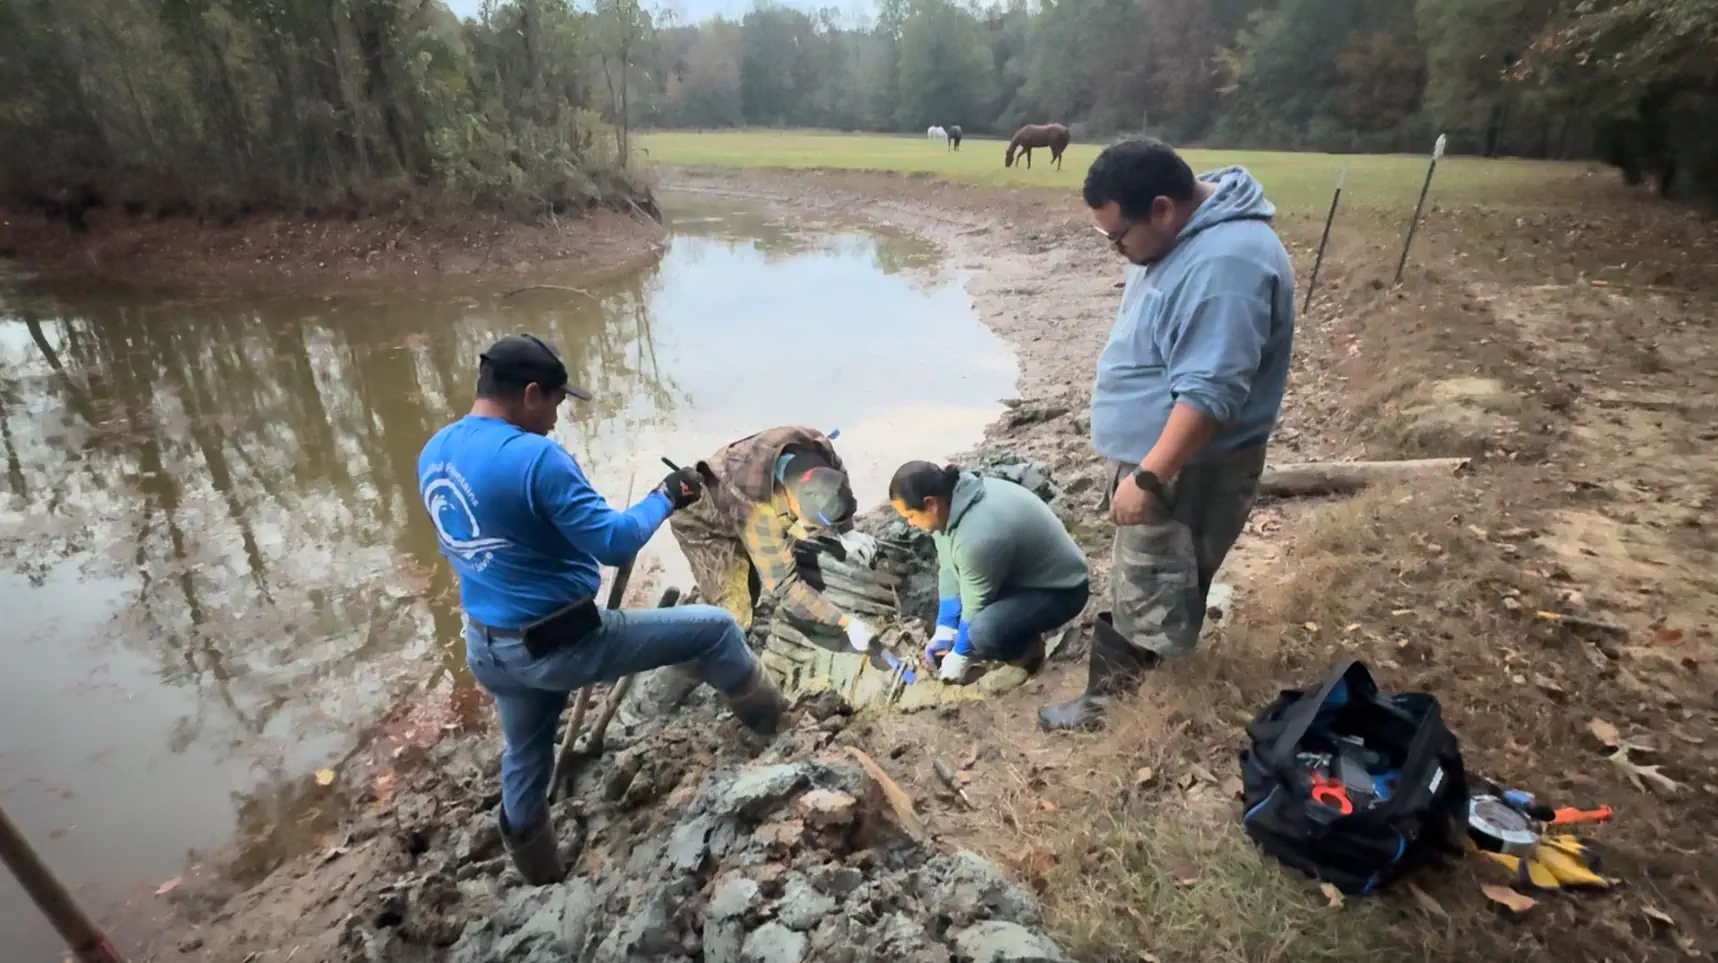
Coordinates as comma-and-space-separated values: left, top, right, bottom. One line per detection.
550, 553, 636, 802
580, 586, 683, 756
932, 757, 974, 808
0, 803, 130, 963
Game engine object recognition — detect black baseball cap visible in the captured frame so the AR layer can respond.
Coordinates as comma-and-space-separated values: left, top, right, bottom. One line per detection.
479, 333, 592, 400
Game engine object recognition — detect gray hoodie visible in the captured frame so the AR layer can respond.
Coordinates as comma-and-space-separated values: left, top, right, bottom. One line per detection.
933, 472, 1090, 620
1090, 165, 1296, 465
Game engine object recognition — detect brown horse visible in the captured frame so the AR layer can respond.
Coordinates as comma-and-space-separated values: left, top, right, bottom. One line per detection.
1004, 123, 1071, 170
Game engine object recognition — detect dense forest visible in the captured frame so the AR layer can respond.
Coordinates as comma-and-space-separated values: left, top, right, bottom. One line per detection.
0, 0, 657, 223
0, 0, 1714, 222
644, 0, 1716, 200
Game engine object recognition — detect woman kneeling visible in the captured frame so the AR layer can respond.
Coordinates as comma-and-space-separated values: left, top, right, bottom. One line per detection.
889, 461, 1091, 683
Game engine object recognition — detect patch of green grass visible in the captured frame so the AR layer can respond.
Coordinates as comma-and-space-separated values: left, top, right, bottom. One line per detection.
638, 129, 1604, 216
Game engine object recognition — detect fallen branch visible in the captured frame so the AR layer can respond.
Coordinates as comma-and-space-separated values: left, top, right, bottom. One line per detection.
502, 283, 597, 299
1258, 457, 1470, 498
1535, 610, 1630, 639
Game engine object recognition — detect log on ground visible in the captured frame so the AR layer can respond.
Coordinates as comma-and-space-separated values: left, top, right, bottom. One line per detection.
1259, 458, 1471, 498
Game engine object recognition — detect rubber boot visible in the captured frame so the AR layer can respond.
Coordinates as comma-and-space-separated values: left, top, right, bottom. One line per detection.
1036, 613, 1159, 732
499, 805, 564, 885
724, 662, 788, 735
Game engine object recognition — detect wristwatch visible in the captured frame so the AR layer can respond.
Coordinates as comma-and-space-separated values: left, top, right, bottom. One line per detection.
1131, 467, 1164, 497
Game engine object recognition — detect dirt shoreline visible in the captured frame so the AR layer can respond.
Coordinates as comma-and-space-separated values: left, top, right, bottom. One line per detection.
123, 165, 1718, 962
0, 205, 669, 292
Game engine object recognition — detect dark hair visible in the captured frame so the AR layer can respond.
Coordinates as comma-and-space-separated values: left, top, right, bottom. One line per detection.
1082, 137, 1197, 217
475, 361, 528, 400
889, 460, 960, 509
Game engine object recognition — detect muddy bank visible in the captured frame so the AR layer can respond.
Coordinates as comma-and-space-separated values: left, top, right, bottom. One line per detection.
0, 204, 667, 290
132, 161, 1718, 963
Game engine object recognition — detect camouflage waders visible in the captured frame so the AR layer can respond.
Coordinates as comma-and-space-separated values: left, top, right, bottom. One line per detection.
670, 493, 762, 630
1104, 444, 1267, 657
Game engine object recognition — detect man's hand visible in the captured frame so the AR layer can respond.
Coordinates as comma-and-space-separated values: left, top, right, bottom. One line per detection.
924, 624, 957, 666
1109, 473, 1166, 527
659, 467, 703, 510
937, 650, 972, 684
837, 530, 879, 566
843, 615, 878, 652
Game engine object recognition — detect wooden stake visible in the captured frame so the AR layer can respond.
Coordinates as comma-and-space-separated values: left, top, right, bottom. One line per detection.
0, 804, 128, 963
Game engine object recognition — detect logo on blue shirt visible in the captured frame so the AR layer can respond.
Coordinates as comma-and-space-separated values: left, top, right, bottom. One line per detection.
421, 460, 511, 571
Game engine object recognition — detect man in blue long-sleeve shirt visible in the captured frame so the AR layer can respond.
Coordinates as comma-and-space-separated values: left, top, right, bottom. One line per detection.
418, 333, 785, 884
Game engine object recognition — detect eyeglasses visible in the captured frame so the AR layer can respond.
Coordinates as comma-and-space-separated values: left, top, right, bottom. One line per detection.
1096, 221, 1135, 253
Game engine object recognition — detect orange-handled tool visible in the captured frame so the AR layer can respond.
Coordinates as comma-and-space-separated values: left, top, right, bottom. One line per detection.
1550, 804, 1614, 826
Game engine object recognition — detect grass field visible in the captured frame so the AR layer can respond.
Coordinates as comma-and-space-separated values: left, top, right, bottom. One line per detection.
638, 129, 1607, 215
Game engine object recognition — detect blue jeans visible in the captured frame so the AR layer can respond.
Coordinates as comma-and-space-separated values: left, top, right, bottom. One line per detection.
464, 603, 754, 828
966, 582, 1091, 661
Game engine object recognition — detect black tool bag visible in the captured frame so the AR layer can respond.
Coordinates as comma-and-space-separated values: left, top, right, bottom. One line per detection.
1239, 658, 1469, 895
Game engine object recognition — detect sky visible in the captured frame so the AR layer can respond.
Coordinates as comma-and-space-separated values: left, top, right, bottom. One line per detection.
442, 0, 870, 25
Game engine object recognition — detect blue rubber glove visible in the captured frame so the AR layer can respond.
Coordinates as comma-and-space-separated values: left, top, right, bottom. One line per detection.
935, 597, 962, 630
952, 620, 974, 657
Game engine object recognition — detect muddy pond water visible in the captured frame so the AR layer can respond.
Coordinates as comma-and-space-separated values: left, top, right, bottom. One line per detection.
0, 196, 1016, 960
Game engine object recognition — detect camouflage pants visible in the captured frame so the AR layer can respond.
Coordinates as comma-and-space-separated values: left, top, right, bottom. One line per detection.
1103, 445, 1266, 658
670, 494, 761, 630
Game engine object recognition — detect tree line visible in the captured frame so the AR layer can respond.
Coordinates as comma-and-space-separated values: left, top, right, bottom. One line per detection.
644, 0, 1716, 203
0, 0, 655, 224
1, 0, 1712, 222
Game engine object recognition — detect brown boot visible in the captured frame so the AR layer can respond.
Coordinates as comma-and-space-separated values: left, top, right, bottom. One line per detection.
1036, 613, 1158, 732
724, 662, 788, 735
499, 805, 564, 885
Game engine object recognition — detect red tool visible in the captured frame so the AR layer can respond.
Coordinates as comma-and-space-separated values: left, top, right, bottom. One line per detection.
1309, 772, 1354, 814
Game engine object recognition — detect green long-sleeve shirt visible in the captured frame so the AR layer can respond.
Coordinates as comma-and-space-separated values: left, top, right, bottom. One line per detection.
933, 472, 1090, 620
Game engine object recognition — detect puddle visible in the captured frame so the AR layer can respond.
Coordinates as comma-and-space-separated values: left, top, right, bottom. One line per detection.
0, 196, 1016, 958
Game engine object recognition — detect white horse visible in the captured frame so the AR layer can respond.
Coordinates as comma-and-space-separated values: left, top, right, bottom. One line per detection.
927, 125, 947, 143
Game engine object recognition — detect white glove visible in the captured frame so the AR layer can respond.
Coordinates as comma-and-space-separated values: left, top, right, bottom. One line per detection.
931, 624, 958, 645
844, 616, 877, 652
937, 650, 971, 683
837, 530, 879, 566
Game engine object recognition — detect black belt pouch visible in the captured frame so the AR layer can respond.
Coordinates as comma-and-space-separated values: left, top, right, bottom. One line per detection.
521, 598, 602, 658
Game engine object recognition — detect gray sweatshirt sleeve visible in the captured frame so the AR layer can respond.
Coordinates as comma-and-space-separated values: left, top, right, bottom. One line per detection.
1156, 255, 1274, 425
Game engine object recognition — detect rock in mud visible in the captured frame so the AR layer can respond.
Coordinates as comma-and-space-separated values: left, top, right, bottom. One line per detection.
447, 879, 597, 963
922, 851, 1041, 928
951, 921, 1072, 963
774, 874, 837, 930
709, 873, 762, 920
742, 922, 807, 963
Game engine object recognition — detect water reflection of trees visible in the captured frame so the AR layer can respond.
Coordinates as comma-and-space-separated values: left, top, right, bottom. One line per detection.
0, 274, 681, 763
661, 201, 944, 291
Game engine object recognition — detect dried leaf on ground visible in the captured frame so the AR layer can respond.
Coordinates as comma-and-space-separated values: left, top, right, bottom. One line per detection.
1654, 627, 1685, 646
314, 768, 336, 787
1588, 718, 1621, 748
1133, 766, 1156, 788
155, 876, 182, 896
1643, 905, 1677, 927
1610, 749, 1681, 793
1409, 883, 1449, 919
1188, 764, 1217, 784
1319, 882, 1344, 907
1220, 776, 1245, 799
1481, 884, 1537, 914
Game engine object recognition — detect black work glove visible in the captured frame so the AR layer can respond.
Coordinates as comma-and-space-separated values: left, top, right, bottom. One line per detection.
658, 467, 703, 510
